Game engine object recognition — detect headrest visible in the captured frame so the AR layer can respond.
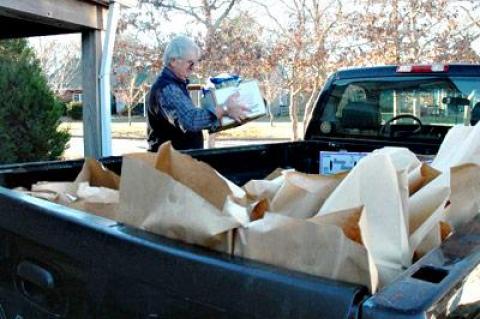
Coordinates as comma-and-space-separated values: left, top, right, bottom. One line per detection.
341, 101, 380, 130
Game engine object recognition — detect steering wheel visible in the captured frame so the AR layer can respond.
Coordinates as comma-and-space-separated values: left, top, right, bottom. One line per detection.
380, 114, 423, 137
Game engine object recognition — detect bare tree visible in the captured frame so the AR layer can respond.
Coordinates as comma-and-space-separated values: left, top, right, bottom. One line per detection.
32, 35, 81, 92
342, 0, 480, 65
252, 0, 344, 140
112, 32, 163, 125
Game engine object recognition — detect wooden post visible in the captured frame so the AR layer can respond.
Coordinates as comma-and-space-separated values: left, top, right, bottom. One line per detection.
82, 29, 102, 158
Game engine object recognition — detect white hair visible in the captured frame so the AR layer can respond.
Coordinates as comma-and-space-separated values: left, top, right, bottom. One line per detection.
162, 35, 200, 65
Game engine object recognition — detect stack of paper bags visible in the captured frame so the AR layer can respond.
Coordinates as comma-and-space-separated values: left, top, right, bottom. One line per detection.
16, 123, 480, 293
431, 124, 480, 228
236, 129, 480, 292
235, 147, 449, 292
236, 168, 380, 291
318, 147, 445, 287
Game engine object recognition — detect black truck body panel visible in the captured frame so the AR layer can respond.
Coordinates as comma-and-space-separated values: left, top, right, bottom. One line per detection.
0, 141, 478, 318
0, 64, 479, 317
0, 142, 370, 318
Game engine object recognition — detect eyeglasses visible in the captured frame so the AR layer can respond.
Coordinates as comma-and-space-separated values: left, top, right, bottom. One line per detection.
181, 59, 197, 68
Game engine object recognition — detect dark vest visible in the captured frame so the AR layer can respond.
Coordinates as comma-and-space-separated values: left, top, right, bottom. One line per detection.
147, 68, 204, 152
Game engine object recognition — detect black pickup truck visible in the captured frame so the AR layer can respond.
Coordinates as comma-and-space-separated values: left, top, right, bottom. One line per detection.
0, 64, 478, 318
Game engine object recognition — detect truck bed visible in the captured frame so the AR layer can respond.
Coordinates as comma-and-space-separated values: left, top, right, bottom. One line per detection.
0, 140, 478, 318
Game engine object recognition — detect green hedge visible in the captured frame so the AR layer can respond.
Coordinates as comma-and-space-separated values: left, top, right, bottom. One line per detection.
67, 101, 83, 120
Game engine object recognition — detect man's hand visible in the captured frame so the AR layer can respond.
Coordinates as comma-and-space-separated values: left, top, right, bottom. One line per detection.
223, 92, 250, 123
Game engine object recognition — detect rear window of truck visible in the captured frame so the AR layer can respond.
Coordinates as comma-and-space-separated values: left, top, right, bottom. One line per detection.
319, 75, 480, 139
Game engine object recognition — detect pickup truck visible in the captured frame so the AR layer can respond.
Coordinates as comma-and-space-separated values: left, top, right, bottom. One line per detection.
0, 64, 478, 318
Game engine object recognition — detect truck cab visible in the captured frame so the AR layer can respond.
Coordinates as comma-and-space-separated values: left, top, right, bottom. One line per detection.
307, 64, 480, 155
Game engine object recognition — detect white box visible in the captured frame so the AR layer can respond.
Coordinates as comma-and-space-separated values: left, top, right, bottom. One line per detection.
210, 80, 266, 131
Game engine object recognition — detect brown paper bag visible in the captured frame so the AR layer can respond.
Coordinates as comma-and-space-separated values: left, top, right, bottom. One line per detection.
429, 124, 480, 228
243, 170, 286, 201
373, 147, 421, 173
312, 206, 363, 244
242, 169, 289, 220
319, 152, 410, 287
118, 153, 249, 252
21, 159, 120, 220
408, 163, 441, 195
416, 163, 480, 229
234, 208, 378, 292
68, 182, 120, 220
30, 182, 78, 204
267, 171, 346, 219
75, 158, 120, 190
432, 124, 479, 172
154, 142, 245, 209
70, 159, 120, 219
408, 185, 450, 258
371, 147, 439, 195
413, 222, 442, 259
243, 169, 345, 220
448, 164, 480, 228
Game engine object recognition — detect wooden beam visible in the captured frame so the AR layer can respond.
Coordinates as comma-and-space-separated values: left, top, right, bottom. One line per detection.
0, 0, 107, 30
0, 15, 75, 39
82, 30, 103, 159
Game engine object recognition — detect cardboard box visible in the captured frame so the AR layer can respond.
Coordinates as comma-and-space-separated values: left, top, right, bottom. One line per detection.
208, 80, 266, 132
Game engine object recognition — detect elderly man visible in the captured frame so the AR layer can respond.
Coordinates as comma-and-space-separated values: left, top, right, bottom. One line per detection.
147, 35, 248, 152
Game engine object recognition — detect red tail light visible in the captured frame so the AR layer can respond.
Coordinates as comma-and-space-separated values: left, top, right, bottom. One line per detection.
396, 64, 449, 73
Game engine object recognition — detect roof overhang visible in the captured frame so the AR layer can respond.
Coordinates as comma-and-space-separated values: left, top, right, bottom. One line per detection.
0, 0, 110, 38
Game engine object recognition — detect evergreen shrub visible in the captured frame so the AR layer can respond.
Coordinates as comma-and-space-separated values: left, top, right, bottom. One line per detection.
66, 101, 83, 120
0, 39, 70, 164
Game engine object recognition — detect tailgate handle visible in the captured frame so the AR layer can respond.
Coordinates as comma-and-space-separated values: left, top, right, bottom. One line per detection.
16, 261, 55, 289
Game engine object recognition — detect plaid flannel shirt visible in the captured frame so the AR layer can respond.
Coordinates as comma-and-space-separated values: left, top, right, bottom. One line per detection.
157, 80, 217, 132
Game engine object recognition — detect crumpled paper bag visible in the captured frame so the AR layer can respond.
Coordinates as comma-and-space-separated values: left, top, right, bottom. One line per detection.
68, 181, 119, 220
234, 207, 379, 292
244, 169, 345, 219
371, 147, 439, 195
243, 168, 288, 202
74, 157, 120, 189
239, 147, 447, 289
117, 142, 249, 252
408, 180, 450, 258
319, 149, 410, 285
29, 182, 78, 204
431, 124, 480, 228
412, 162, 480, 230
432, 124, 480, 172
318, 147, 435, 286
18, 158, 120, 220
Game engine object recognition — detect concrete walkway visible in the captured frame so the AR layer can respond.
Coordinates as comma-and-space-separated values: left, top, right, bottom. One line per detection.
59, 118, 301, 140
60, 118, 294, 159
64, 137, 285, 160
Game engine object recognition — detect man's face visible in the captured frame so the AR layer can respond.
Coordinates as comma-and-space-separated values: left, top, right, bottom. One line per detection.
169, 51, 199, 82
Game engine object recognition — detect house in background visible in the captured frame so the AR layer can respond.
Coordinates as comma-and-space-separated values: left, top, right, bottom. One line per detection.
55, 70, 83, 104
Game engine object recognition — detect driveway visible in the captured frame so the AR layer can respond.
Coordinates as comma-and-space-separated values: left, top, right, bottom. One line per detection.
64, 137, 284, 160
